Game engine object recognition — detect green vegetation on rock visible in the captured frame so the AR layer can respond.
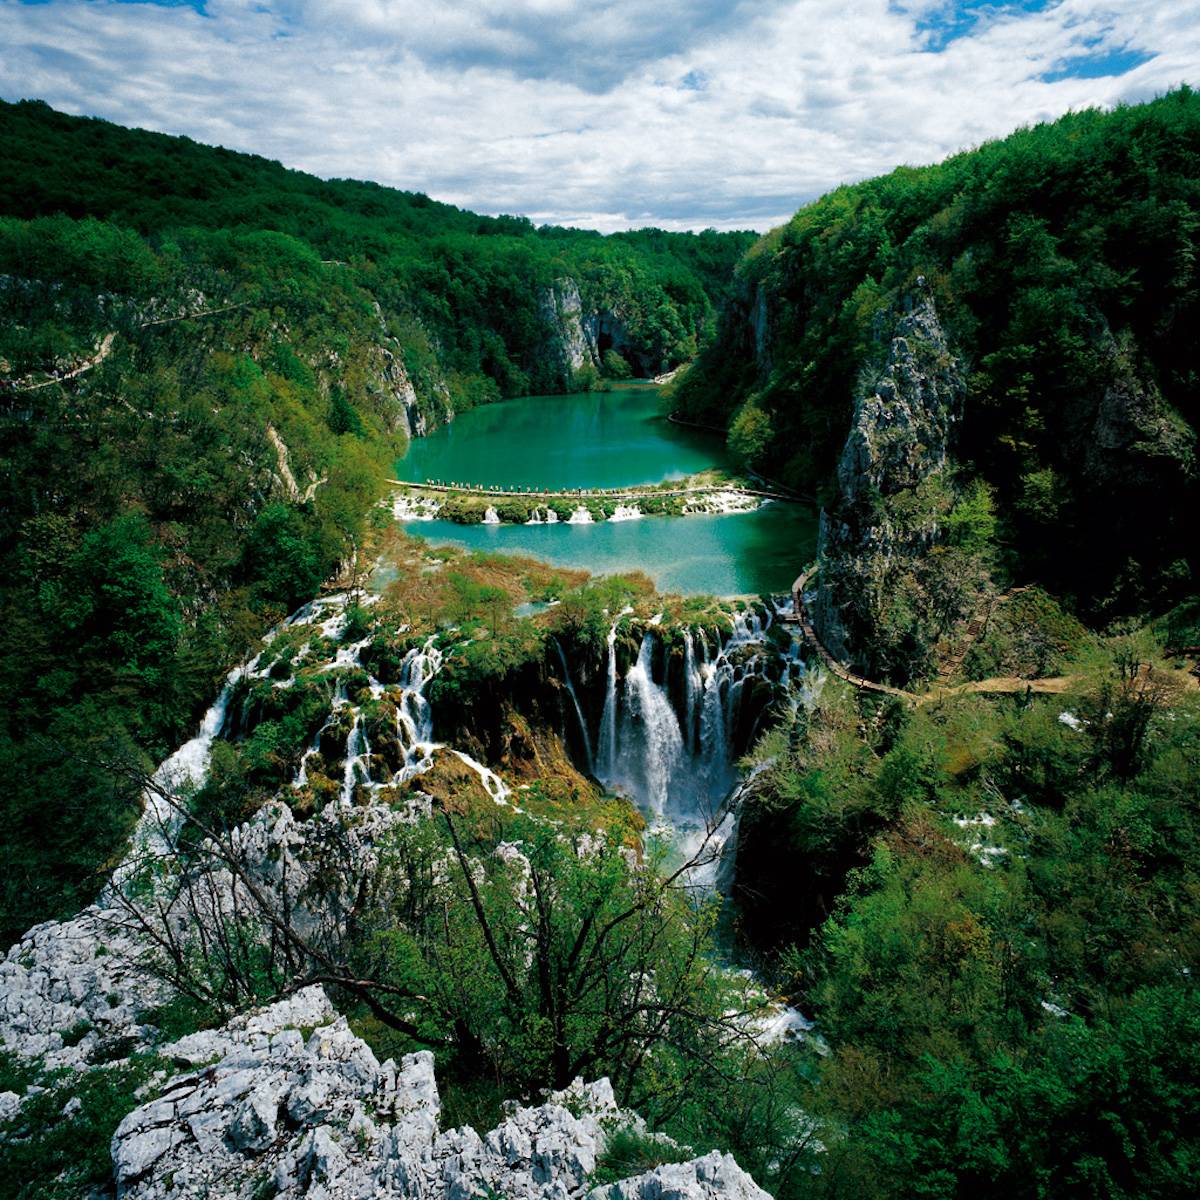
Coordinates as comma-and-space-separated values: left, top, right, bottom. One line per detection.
678, 88, 1200, 626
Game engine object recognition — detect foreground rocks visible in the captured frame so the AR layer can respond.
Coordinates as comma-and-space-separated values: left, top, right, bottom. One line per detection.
0, 799, 407, 1073
112, 987, 771, 1200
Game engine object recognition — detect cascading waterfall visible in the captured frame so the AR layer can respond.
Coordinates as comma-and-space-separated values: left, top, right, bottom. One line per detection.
553, 638, 593, 774
613, 632, 685, 816
295, 628, 509, 806
595, 609, 765, 818
596, 607, 631, 778
681, 628, 703, 754
587, 602, 814, 890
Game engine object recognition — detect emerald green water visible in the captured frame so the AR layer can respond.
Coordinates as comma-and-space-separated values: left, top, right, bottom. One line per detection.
395, 387, 817, 596
396, 384, 724, 489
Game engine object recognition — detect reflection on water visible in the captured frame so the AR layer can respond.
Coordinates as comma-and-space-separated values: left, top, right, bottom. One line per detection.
409, 504, 816, 596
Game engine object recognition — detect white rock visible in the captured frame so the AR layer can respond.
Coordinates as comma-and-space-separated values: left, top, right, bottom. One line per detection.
109, 988, 769, 1200
587, 1150, 772, 1200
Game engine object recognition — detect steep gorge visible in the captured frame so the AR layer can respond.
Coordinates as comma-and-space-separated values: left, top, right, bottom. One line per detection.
0, 98, 753, 944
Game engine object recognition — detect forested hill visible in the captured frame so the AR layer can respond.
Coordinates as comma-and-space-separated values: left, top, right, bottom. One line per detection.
1, 99, 753, 393
675, 88, 1200, 640
0, 98, 752, 943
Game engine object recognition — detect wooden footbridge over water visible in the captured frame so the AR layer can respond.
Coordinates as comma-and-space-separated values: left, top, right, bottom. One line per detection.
388, 479, 798, 503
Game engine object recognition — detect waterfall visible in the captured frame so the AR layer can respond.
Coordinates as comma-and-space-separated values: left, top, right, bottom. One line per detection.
118, 660, 253, 876
388, 637, 444, 782
596, 608, 631, 778
553, 638, 593, 774
698, 650, 729, 798
583, 603, 805, 879
682, 628, 703, 753
612, 632, 685, 816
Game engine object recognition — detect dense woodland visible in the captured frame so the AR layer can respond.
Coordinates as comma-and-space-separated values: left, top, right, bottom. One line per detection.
0, 98, 751, 944
676, 88, 1200, 624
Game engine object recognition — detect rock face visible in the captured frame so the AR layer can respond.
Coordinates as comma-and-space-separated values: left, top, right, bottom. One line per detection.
538, 279, 662, 386
0, 903, 171, 1072
812, 294, 970, 677
1084, 334, 1195, 489
831, 296, 961, 509
541, 279, 597, 380
111, 986, 771, 1200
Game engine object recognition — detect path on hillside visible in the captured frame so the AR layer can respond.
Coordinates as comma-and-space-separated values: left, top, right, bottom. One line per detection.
9, 332, 117, 392
782, 565, 1198, 704
935, 585, 1034, 683
2, 302, 250, 393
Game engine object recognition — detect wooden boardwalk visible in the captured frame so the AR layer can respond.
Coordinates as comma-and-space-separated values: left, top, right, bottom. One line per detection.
389, 479, 795, 503
783, 566, 918, 700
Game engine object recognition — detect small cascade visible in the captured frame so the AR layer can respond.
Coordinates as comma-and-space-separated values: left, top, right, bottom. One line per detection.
446, 749, 511, 805
553, 638, 594, 774
596, 608, 631, 778
697, 648, 730, 798
340, 713, 370, 806
609, 504, 642, 522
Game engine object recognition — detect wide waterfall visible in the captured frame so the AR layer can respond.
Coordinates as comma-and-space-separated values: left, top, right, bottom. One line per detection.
587, 604, 801, 884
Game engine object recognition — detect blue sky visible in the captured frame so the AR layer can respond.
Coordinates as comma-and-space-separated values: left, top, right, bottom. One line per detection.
2, 0, 1196, 231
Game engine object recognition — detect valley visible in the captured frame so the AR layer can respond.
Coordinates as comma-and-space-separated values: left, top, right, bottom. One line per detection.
1, 90, 1199, 1200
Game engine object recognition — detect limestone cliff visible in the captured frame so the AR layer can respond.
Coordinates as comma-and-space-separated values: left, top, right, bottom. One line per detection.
812, 294, 976, 681
538, 278, 674, 387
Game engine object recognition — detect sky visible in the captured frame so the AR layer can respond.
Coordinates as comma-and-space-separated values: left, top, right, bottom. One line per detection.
1, 0, 1198, 232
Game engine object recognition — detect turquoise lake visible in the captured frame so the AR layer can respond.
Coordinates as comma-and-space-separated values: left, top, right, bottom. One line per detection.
395, 386, 817, 596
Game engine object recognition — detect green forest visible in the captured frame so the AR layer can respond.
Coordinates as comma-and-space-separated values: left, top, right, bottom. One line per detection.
676, 87, 1200, 625
0, 98, 751, 944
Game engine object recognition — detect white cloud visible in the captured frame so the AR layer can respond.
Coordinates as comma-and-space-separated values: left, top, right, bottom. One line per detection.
1, 0, 1198, 231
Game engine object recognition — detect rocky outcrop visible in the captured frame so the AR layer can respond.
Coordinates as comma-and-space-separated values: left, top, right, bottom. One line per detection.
0, 799, 409, 1072
537, 279, 666, 385
592, 1152, 773, 1200
750, 285, 774, 379
369, 301, 454, 438
268, 425, 327, 503
372, 345, 453, 439
1084, 336, 1195, 488
540, 279, 598, 381
110, 986, 771, 1200
831, 295, 962, 510
812, 294, 972, 679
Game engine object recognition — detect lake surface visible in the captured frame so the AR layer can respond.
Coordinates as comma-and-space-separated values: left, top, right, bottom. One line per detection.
394, 387, 817, 596
395, 384, 726, 490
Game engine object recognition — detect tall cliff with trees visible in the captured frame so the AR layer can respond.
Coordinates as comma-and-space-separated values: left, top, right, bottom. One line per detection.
675, 88, 1199, 678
